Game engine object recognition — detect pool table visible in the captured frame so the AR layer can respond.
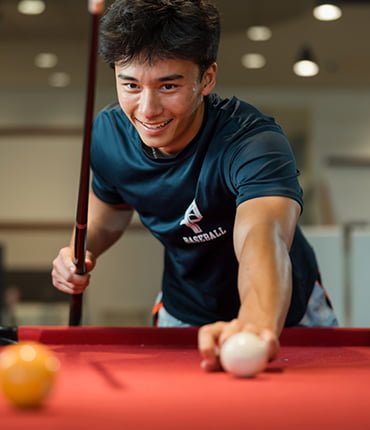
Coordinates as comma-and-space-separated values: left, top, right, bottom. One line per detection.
1, 326, 370, 430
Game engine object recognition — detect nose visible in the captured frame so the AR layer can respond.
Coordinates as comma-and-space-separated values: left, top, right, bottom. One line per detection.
138, 89, 163, 119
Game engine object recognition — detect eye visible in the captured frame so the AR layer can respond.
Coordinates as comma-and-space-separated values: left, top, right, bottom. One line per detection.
162, 83, 177, 90
123, 83, 139, 90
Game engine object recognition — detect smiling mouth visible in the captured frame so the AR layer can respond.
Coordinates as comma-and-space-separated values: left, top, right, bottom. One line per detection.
137, 119, 172, 130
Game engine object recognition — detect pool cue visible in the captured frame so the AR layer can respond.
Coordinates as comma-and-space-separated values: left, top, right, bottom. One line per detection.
69, 0, 105, 326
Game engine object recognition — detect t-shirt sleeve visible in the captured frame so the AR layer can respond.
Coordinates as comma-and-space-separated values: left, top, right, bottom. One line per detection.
91, 171, 125, 205
90, 111, 127, 205
224, 129, 303, 209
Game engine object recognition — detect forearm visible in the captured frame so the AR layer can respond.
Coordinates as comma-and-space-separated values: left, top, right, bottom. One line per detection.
199, 197, 299, 370
69, 191, 134, 258
84, 217, 130, 257
236, 224, 292, 336
198, 230, 290, 371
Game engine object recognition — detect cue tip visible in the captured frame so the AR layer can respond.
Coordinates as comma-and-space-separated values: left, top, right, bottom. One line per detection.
88, 0, 105, 15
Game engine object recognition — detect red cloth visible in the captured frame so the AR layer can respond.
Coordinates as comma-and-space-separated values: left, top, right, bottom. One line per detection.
2, 327, 370, 430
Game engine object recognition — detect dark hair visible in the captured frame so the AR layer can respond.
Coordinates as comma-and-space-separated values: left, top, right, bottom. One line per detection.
99, 0, 220, 77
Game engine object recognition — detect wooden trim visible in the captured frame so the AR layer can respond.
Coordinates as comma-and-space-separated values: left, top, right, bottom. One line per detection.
0, 221, 73, 231
0, 220, 144, 231
327, 156, 370, 168
0, 128, 83, 137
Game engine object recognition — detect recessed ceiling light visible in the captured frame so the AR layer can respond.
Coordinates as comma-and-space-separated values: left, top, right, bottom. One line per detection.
48, 72, 71, 88
34, 53, 58, 68
17, 0, 46, 15
246, 26, 272, 42
313, 3, 342, 21
241, 53, 266, 69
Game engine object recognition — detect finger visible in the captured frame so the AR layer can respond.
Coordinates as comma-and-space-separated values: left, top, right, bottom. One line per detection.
52, 277, 89, 295
52, 263, 90, 288
198, 322, 226, 371
259, 329, 280, 361
84, 251, 96, 273
52, 256, 91, 295
57, 247, 96, 276
53, 247, 76, 279
51, 264, 91, 290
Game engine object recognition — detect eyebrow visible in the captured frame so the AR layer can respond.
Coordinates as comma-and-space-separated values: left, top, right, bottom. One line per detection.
117, 73, 184, 82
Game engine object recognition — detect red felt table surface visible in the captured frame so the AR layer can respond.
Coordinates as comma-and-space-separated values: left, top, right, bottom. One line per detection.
1, 327, 370, 430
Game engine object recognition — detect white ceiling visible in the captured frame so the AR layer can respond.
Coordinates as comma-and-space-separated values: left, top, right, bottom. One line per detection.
1, 0, 370, 91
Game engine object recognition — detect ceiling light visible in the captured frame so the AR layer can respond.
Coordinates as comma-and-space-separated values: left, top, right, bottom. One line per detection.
293, 47, 319, 77
293, 60, 319, 77
34, 53, 58, 68
17, 0, 46, 15
313, 1, 342, 21
241, 53, 266, 69
246, 26, 272, 42
48, 72, 71, 88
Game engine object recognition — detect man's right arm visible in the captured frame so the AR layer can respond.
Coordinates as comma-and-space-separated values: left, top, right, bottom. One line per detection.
51, 190, 134, 295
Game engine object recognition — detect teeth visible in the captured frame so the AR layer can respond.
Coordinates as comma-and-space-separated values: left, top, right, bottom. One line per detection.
140, 120, 171, 129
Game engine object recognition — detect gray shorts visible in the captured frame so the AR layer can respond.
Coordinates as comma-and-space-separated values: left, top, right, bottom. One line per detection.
154, 282, 339, 328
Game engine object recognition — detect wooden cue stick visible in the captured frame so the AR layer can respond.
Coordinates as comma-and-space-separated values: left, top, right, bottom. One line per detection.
69, 0, 105, 326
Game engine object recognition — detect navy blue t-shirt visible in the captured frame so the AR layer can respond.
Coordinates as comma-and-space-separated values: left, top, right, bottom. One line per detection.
91, 93, 317, 326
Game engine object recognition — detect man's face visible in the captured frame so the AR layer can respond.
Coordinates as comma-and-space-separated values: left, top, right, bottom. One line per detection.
115, 58, 216, 156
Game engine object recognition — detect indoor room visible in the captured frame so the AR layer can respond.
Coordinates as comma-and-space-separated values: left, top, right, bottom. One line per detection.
0, 0, 369, 328
2, 1, 370, 426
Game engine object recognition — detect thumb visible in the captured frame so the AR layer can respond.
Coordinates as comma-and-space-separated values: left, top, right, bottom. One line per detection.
260, 329, 280, 361
84, 251, 96, 273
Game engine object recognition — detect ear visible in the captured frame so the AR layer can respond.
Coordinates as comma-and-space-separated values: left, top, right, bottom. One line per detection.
201, 63, 217, 96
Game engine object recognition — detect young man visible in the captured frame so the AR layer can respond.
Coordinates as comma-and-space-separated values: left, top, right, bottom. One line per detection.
52, 0, 337, 371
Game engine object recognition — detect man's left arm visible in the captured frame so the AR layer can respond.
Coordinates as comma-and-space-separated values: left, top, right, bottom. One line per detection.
198, 195, 301, 371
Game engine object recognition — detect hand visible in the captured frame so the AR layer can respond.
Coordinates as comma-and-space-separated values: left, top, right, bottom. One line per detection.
51, 247, 96, 295
198, 319, 280, 372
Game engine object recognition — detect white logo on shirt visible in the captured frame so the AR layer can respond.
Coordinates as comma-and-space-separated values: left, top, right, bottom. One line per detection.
180, 200, 203, 233
180, 200, 228, 244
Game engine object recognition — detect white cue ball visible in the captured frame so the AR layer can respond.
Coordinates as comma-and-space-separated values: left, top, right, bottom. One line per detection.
220, 332, 268, 378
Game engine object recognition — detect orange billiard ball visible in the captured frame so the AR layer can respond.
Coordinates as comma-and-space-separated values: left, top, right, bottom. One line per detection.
0, 341, 60, 408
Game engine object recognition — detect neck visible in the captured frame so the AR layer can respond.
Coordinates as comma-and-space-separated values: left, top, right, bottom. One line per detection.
150, 146, 173, 158
142, 144, 174, 159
